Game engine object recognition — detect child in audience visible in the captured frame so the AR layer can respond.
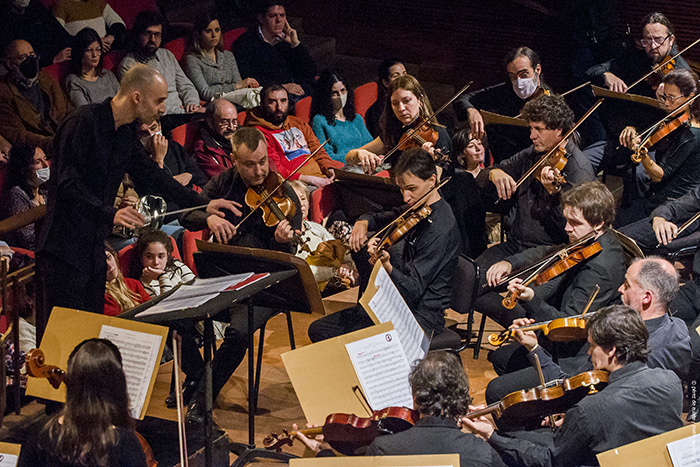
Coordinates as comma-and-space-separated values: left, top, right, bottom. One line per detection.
133, 229, 195, 297
104, 244, 150, 316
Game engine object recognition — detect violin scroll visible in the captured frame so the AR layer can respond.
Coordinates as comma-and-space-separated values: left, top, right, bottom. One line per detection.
26, 348, 65, 389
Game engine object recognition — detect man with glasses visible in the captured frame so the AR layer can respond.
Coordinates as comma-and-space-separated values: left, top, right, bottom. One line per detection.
193, 98, 240, 180
118, 11, 203, 131
587, 12, 690, 98
0, 39, 71, 153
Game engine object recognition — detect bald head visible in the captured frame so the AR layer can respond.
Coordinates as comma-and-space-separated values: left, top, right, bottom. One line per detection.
4, 39, 33, 60
118, 64, 165, 95
619, 256, 679, 317
206, 98, 238, 138
113, 64, 167, 126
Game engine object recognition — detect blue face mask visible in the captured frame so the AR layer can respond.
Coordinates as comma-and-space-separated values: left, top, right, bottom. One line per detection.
36, 167, 50, 183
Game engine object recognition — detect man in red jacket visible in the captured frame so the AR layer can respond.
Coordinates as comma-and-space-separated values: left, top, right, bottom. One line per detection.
244, 84, 342, 188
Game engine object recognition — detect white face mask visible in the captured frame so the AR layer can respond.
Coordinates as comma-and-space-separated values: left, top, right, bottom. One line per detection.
513, 75, 538, 100
36, 167, 50, 183
332, 93, 348, 111
13, 0, 31, 8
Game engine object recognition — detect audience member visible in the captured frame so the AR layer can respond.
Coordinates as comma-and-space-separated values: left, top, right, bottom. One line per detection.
245, 84, 339, 188
118, 11, 203, 130
233, 0, 316, 100
0, 0, 72, 68
64, 27, 119, 107
53, 0, 125, 53
132, 229, 194, 297
193, 98, 238, 179
183, 12, 259, 104
104, 244, 149, 316
364, 58, 407, 138
0, 143, 48, 250
0, 40, 71, 153
310, 69, 373, 165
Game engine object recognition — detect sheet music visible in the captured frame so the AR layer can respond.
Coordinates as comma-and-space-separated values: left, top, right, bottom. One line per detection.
98, 325, 162, 419
0, 454, 18, 467
367, 266, 429, 365
135, 273, 254, 317
345, 329, 413, 410
667, 432, 700, 466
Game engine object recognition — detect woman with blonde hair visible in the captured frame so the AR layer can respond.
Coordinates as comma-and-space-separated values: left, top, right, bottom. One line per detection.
103, 244, 150, 316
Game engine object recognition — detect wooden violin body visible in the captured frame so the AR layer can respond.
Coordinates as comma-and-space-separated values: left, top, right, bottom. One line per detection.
374, 205, 432, 260
465, 370, 609, 425
533, 144, 568, 194
631, 113, 690, 163
488, 316, 590, 347
263, 406, 419, 456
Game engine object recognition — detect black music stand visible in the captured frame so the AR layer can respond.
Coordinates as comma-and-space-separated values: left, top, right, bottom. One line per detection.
193, 241, 322, 466
121, 269, 296, 467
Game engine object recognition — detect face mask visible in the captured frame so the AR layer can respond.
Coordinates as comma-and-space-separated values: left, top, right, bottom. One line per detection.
12, 0, 31, 8
332, 93, 348, 110
36, 167, 50, 183
513, 75, 538, 100
18, 55, 38, 80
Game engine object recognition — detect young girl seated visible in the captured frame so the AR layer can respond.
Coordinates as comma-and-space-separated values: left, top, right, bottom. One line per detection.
104, 244, 150, 316
133, 229, 195, 298
289, 180, 357, 295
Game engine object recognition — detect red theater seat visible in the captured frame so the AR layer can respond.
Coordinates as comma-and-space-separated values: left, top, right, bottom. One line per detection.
353, 82, 378, 119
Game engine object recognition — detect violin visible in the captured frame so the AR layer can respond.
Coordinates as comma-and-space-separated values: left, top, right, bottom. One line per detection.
373, 205, 432, 262
490, 286, 599, 346
501, 232, 602, 309
627, 37, 700, 93
534, 142, 568, 194
243, 171, 311, 254
263, 406, 419, 456
396, 119, 450, 165
464, 370, 609, 426
25, 349, 159, 467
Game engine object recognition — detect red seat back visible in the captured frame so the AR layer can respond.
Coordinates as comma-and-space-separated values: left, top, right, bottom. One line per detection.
223, 27, 247, 51
182, 229, 208, 275
294, 96, 312, 124
309, 185, 335, 223
164, 37, 187, 63
170, 121, 202, 154
353, 82, 378, 119
103, 49, 127, 74
118, 236, 181, 278
42, 62, 71, 86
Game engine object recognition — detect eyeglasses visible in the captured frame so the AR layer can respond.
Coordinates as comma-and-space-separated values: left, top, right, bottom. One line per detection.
140, 31, 162, 39
216, 118, 238, 128
9, 52, 37, 65
639, 35, 671, 48
658, 93, 685, 103
84, 47, 102, 55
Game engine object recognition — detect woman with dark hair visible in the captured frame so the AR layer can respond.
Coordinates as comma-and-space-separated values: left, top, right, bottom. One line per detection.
0, 144, 49, 250
364, 58, 406, 137
25, 338, 148, 466
64, 27, 119, 107
183, 12, 259, 104
616, 69, 700, 226
345, 75, 452, 175
133, 229, 194, 298
310, 69, 373, 164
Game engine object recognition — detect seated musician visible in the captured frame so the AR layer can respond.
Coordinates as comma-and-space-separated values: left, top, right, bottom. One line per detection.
244, 84, 340, 189
344, 75, 453, 175
307, 148, 461, 343
614, 69, 700, 226
586, 12, 690, 97
474, 95, 595, 273
453, 46, 549, 163
486, 257, 690, 406
462, 305, 684, 467
179, 127, 303, 427
478, 182, 626, 376
296, 351, 507, 467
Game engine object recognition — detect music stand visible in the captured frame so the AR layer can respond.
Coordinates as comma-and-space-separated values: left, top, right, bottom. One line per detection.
121, 269, 297, 467
193, 241, 323, 466
333, 170, 403, 221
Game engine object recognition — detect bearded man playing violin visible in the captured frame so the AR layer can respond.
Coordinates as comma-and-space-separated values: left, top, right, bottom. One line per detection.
475, 95, 595, 275
308, 148, 461, 343
477, 182, 626, 380
462, 305, 683, 467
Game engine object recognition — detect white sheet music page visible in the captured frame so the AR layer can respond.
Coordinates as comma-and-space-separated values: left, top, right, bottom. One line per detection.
98, 325, 162, 419
366, 265, 429, 366
667, 432, 700, 466
345, 329, 413, 410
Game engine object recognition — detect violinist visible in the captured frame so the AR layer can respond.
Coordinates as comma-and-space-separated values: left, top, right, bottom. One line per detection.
615, 69, 700, 226
296, 351, 506, 467
308, 148, 461, 342
454, 46, 549, 163
485, 257, 690, 407
344, 75, 452, 175
478, 182, 626, 374
462, 305, 684, 467
179, 127, 303, 427
586, 12, 690, 97
21, 338, 148, 466
475, 95, 595, 273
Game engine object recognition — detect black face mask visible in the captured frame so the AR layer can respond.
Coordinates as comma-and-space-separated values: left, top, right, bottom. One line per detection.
18, 55, 38, 80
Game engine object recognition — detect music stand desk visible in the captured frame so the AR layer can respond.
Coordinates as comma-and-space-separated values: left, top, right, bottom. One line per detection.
121, 270, 297, 467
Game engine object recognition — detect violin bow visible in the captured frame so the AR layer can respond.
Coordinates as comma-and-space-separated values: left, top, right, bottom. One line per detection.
233, 139, 330, 230
509, 99, 604, 194
627, 37, 700, 92
514, 81, 592, 118
657, 210, 700, 248
580, 285, 600, 318
366, 176, 451, 244
382, 82, 473, 162
171, 333, 189, 467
